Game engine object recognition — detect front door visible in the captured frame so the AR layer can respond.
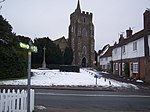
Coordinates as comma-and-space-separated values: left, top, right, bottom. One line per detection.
82, 57, 86, 67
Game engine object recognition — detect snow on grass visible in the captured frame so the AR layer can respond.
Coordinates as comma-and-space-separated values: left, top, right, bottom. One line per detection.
0, 68, 138, 89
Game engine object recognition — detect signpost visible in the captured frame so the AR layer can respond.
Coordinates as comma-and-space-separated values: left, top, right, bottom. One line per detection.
94, 74, 101, 87
20, 40, 37, 112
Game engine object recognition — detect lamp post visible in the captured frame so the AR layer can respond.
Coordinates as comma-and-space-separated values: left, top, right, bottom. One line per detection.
42, 46, 46, 68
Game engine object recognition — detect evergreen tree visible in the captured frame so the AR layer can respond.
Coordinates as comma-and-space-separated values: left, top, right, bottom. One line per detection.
63, 47, 73, 65
0, 15, 27, 79
32, 37, 63, 66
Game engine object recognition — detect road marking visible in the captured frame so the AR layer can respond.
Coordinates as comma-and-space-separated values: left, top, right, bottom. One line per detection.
35, 93, 150, 98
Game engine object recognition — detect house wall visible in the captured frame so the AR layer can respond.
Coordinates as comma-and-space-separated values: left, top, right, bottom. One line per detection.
146, 35, 150, 83
112, 37, 145, 61
99, 56, 112, 70
148, 35, 150, 56
100, 57, 112, 65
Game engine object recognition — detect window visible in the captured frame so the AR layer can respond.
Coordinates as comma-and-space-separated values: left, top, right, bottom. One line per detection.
133, 41, 137, 51
71, 26, 74, 32
82, 46, 87, 54
122, 63, 124, 71
78, 27, 81, 36
116, 63, 118, 70
82, 28, 87, 37
72, 38, 75, 50
107, 64, 110, 69
114, 48, 117, 54
122, 46, 125, 54
83, 18, 86, 23
132, 62, 138, 73
105, 57, 108, 61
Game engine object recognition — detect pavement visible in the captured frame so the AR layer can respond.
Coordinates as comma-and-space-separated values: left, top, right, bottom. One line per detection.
99, 71, 150, 92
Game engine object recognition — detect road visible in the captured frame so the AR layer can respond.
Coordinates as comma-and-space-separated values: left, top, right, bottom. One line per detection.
35, 89, 150, 112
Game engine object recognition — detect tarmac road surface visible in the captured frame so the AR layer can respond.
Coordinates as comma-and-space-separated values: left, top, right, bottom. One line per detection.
35, 89, 150, 112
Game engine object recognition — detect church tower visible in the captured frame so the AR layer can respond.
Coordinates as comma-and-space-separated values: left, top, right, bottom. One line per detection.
68, 0, 95, 67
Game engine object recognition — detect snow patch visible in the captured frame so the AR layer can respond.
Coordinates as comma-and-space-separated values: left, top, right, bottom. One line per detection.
35, 105, 46, 110
0, 69, 138, 89
136, 80, 144, 83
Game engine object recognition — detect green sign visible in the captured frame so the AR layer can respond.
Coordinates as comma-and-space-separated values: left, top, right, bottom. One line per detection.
20, 42, 29, 49
31, 46, 38, 53
19, 42, 38, 53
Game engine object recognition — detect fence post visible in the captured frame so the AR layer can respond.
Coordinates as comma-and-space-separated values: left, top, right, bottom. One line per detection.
0, 89, 34, 112
0, 89, 2, 112
7, 89, 11, 112
20, 90, 24, 111
12, 89, 16, 111
3, 89, 7, 112
16, 89, 20, 111
30, 89, 34, 111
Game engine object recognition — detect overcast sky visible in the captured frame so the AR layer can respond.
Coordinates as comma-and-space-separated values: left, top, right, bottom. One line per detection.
1, 0, 150, 51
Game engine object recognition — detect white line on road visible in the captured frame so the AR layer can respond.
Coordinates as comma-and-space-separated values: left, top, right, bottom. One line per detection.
35, 93, 150, 98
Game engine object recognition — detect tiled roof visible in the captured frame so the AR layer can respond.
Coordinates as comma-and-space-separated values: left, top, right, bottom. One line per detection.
54, 36, 69, 52
113, 29, 148, 48
100, 46, 114, 58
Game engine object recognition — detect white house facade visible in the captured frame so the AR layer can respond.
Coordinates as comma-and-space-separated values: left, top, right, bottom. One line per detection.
98, 9, 150, 83
100, 56, 112, 70
112, 37, 145, 61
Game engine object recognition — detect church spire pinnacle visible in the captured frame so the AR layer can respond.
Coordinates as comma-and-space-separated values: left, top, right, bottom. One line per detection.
75, 0, 81, 13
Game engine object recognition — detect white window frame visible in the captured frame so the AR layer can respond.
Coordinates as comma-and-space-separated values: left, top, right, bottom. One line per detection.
114, 48, 117, 54
116, 63, 118, 70
132, 62, 138, 73
133, 41, 137, 51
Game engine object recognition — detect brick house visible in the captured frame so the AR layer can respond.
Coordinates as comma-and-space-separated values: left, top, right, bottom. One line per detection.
98, 9, 150, 83
112, 9, 150, 82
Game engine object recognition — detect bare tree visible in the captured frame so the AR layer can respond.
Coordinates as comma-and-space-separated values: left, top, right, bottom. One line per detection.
0, 0, 5, 11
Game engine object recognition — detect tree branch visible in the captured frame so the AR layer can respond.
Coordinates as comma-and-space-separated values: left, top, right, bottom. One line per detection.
0, 0, 5, 3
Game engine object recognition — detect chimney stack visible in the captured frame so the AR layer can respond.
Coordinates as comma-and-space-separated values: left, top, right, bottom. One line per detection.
144, 9, 150, 31
119, 34, 124, 43
126, 27, 133, 37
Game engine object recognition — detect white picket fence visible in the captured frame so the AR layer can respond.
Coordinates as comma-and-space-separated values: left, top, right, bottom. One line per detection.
0, 89, 34, 112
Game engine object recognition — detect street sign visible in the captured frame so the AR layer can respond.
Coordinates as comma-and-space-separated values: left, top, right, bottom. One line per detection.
19, 40, 37, 112
20, 42, 29, 49
19, 42, 38, 53
94, 74, 101, 79
94, 74, 101, 87
31, 46, 38, 53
